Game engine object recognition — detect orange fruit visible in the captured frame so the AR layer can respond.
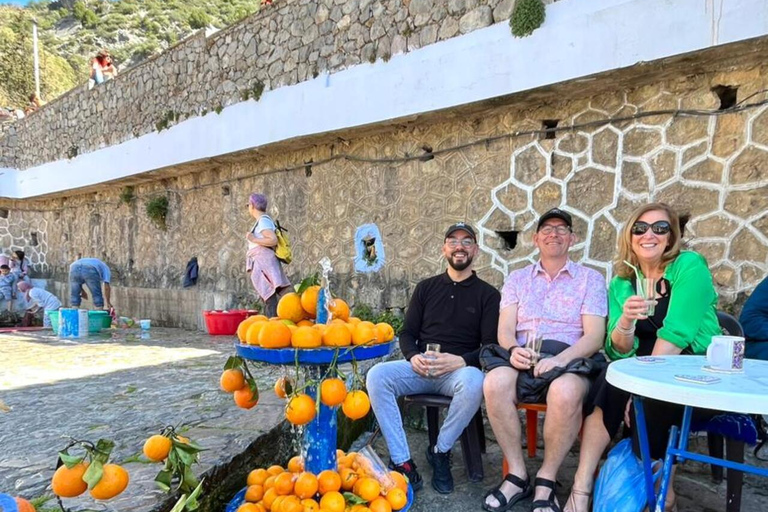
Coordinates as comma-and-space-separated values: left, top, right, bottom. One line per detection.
301, 498, 320, 511
237, 503, 263, 512
275, 377, 293, 399
297, 319, 314, 327
317, 470, 342, 495
292, 326, 322, 348
259, 321, 293, 348
248, 468, 269, 486
286, 394, 316, 425
294, 472, 319, 499
329, 299, 349, 321
337, 452, 356, 469
344, 323, 356, 334
319, 491, 345, 512
245, 484, 265, 502
274, 471, 295, 495
320, 378, 347, 407
238, 316, 265, 342
51, 462, 89, 497
300, 286, 321, 318
385, 488, 407, 510
353, 477, 380, 502
221, 369, 246, 393
14, 498, 35, 512
287, 455, 304, 473
348, 317, 361, 325
277, 293, 307, 323
245, 321, 268, 345
374, 323, 395, 343
267, 465, 285, 476
271, 495, 286, 512
262, 487, 278, 510
143, 434, 172, 462
368, 497, 391, 512
264, 475, 277, 490
90, 463, 129, 500
339, 467, 358, 491
322, 324, 352, 347
351, 324, 376, 346
234, 385, 259, 409
342, 390, 371, 420
280, 496, 303, 512
388, 472, 407, 493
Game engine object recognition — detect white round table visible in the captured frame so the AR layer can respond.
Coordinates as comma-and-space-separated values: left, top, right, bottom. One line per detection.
606, 355, 768, 414
606, 355, 768, 511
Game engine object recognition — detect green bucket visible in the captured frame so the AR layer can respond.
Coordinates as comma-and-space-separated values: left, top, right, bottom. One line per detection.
48, 310, 59, 332
88, 310, 109, 333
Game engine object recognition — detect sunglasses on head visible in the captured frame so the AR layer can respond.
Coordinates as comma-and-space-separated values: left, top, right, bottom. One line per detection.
631, 221, 671, 236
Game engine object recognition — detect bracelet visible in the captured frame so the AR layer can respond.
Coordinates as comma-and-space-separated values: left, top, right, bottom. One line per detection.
615, 323, 635, 336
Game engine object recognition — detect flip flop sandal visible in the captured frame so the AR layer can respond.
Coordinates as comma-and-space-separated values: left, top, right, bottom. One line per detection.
482, 473, 533, 512
531, 477, 562, 512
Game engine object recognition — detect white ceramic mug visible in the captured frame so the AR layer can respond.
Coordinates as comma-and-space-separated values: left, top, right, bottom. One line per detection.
706, 335, 745, 371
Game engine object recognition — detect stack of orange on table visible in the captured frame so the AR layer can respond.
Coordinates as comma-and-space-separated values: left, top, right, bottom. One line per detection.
236, 450, 409, 512
235, 287, 396, 349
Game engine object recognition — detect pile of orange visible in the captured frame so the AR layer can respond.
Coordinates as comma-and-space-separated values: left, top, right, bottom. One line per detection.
237, 451, 408, 512
235, 291, 396, 349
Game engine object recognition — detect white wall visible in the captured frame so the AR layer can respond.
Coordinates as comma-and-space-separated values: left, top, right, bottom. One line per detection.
2, 0, 766, 199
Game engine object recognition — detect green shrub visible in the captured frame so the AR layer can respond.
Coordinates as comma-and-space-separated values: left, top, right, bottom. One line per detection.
188, 9, 210, 30
509, 0, 546, 38
146, 196, 169, 230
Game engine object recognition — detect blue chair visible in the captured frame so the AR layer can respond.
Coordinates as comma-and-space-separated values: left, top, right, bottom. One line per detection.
697, 311, 753, 512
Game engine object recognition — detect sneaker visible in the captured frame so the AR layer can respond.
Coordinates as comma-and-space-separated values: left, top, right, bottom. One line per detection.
389, 459, 423, 491
426, 446, 453, 494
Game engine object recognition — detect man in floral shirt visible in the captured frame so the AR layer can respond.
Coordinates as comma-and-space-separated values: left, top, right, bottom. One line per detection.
482, 209, 607, 512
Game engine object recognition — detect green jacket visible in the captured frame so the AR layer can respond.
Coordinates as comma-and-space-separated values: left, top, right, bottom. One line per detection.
605, 251, 720, 360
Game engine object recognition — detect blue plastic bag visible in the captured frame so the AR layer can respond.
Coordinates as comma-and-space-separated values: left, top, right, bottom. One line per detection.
593, 438, 659, 512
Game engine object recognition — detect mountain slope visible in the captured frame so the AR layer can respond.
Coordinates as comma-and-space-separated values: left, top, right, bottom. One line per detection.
0, 0, 260, 108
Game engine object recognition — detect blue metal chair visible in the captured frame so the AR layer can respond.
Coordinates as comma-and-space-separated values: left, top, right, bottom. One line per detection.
697, 311, 753, 512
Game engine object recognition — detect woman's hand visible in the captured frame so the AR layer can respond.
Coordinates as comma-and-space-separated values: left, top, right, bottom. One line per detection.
624, 397, 632, 428
622, 295, 653, 322
246, 233, 258, 243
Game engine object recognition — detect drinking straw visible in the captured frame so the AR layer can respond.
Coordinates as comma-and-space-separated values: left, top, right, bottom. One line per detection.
624, 260, 644, 296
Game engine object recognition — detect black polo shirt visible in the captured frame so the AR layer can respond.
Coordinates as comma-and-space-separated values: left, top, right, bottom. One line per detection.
399, 271, 500, 368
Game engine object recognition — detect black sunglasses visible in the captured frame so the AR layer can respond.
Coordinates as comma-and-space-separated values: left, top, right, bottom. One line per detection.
631, 221, 671, 236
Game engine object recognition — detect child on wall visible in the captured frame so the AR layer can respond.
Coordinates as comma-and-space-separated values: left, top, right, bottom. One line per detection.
0, 264, 17, 312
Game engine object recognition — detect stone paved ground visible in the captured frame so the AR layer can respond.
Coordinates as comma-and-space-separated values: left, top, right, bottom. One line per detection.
0, 328, 289, 512
369, 416, 768, 512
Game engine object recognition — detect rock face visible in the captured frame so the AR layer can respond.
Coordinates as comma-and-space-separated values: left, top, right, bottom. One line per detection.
1, 6, 768, 321
0, 0, 536, 170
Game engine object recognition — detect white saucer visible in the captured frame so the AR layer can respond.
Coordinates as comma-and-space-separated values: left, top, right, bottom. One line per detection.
702, 364, 744, 374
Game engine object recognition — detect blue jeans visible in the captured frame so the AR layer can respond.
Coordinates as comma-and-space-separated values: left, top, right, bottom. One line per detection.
746, 341, 768, 361
366, 359, 485, 465
69, 263, 104, 307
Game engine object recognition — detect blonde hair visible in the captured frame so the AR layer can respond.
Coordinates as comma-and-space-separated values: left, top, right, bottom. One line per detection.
615, 202, 682, 279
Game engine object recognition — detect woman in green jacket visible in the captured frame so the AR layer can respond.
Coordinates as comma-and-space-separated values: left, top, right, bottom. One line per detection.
564, 203, 720, 512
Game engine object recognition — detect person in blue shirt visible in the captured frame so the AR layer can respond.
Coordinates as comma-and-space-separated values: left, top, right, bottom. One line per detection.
741, 275, 768, 360
69, 257, 113, 310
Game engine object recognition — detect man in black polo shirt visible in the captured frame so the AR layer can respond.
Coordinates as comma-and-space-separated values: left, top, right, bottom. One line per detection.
367, 222, 500, 494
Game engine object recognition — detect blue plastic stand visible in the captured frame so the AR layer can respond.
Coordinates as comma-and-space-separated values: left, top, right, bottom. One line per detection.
303, 379, 338, 474
0, 493, 19, 512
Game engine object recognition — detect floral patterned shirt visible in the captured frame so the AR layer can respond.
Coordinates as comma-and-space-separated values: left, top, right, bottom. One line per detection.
501, 260, 608, 346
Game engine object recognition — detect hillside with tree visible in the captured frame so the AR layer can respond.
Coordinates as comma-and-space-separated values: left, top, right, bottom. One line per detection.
0, 0, 260, 108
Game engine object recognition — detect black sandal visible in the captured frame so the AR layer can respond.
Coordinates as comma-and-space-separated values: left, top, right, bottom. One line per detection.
531, 477, 561, 512
482, 473, 532, 512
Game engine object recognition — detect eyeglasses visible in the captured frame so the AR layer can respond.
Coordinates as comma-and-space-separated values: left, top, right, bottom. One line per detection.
445, 238, 475, 248
631, 221, 671, 236
538, 225, 571, 235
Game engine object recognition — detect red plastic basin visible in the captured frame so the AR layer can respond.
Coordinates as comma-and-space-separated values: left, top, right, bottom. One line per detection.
203, 310, 257, 335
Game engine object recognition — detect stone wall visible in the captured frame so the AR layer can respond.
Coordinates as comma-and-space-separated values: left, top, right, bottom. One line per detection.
0, 0, 553, 170
2, 60, 767, 327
